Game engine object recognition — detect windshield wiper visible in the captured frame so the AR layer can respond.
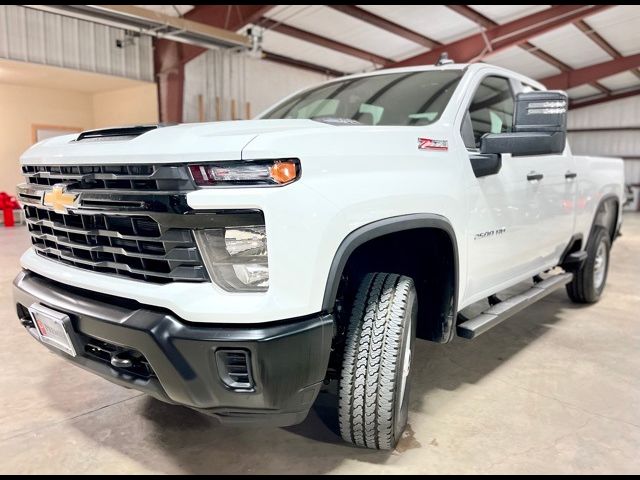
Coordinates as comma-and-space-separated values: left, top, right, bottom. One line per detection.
310, 116, 362, 126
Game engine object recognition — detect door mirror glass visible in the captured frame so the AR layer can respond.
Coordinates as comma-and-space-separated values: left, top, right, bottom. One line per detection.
480, 90, 568, 156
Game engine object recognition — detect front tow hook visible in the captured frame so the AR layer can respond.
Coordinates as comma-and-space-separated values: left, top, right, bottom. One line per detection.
110, 352, 134, 369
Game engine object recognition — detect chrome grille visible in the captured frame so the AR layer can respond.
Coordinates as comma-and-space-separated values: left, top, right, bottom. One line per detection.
21, 164, 193, 191
24, 205, 208, 284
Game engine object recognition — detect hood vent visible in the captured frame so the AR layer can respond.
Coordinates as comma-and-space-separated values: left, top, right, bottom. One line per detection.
76, 125, 159, 143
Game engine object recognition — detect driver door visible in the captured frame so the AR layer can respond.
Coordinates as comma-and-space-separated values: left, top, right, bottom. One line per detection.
462, 75, 540, 303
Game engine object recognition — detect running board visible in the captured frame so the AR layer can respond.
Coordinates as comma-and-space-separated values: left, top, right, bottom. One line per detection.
457, 273, 573, 339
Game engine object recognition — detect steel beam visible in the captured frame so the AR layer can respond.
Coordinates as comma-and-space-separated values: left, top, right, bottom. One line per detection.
154, 5, 352, 121
154, 40, 186, 124
574, 19, 620, 58
446, 6, 567, 68
179, 5, 274, 64
542, 54, 640, 90
395, 5, 612, 67
184, 5, 274, 29
447, 5, 495, 29
153, 5, 273, 123
575, 18, 640, 80
570, 87, 640, 109
262, 51, 345, 77
445, 5, 615, 93
258, 17, 391, 65
328, 5, 440, 49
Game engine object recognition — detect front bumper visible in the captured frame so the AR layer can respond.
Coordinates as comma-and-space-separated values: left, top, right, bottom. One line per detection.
13, 270, 334, 427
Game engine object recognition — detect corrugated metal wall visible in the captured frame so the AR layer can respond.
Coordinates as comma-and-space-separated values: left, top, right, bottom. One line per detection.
568, 95, 640, 208
183, 49, 329, 123
0, 5, 153, 82
569, 95, 640, 157
184, 49, 249, 123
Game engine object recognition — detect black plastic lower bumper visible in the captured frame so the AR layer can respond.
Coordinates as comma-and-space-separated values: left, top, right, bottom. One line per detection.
13, 270, 334, 427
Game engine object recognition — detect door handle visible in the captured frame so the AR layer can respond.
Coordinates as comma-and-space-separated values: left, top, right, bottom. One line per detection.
527, 172, 544, 182
565, 171, 577, 179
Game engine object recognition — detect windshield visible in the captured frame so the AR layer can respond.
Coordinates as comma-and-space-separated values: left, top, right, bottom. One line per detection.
261, 70, 463, 126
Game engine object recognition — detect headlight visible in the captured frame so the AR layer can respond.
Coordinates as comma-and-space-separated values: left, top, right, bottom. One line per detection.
194, 226, 269, 292
189, 159, 300, 187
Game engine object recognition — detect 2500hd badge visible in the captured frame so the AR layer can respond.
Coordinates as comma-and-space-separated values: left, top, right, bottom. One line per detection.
474, 227, 507, 240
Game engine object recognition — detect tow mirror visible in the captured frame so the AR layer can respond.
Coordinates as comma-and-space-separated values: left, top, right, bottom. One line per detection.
480, 90, 568, 156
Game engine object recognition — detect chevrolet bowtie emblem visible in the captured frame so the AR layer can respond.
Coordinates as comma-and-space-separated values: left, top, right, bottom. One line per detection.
43, 184, 78, 214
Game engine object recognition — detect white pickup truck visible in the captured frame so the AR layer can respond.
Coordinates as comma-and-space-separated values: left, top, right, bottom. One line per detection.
13, 62, 624, 450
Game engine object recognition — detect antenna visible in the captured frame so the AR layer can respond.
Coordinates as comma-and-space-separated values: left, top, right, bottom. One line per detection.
436, 52, 454, 66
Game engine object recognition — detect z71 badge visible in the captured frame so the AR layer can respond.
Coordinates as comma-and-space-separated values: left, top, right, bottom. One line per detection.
418, 138, 448, 151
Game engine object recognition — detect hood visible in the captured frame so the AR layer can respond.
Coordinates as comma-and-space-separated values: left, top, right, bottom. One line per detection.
20, 119, 333, 165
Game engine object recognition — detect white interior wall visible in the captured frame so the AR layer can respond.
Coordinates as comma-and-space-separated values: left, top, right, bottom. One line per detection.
183, 49, 330, 123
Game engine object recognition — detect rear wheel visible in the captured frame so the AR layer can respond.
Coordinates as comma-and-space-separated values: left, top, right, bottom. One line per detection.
566, 226, 611, 303
338, 272, 417, 450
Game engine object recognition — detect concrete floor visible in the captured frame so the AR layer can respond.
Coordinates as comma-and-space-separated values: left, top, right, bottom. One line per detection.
1, 215, 639, 474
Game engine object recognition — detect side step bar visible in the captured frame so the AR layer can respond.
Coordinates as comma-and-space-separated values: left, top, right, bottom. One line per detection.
457, 273, 573, 339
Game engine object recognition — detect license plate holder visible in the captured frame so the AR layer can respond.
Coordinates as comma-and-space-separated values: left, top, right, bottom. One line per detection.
28, 304, 79, 357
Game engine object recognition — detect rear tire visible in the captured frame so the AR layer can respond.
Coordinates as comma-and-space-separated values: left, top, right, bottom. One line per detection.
566, 226, 611, 303
338, 272, 417, 450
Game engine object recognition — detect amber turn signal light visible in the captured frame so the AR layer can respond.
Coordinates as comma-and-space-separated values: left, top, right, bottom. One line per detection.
269, 161, 298, 185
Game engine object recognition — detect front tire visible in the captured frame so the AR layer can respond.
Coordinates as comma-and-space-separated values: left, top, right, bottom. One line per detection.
566, 226, 611, 303
338, 272, 417, 450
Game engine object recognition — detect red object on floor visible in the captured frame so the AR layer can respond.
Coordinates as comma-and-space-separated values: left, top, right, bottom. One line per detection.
0, 192, 19, 227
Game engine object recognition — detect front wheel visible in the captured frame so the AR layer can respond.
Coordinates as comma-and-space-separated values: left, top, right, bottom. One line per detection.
338, 272, 417, 450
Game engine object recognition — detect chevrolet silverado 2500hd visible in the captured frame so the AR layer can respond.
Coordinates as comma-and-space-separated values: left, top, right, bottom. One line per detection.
13, 63, 624, 450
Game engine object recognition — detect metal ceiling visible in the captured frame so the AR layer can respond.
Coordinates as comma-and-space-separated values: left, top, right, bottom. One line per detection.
246, 4, 640, 107
15, 5, 640, 108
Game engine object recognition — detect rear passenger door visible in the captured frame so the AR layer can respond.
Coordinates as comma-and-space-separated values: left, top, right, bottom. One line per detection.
461, 75, 541, 303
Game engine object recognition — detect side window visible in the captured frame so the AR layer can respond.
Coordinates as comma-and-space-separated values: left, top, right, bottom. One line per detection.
464, 76, 515, 149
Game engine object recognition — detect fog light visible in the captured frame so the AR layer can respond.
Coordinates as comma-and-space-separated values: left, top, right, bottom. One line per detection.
224, 227, 267, 256
194, 226, 269, 292
232, 264, 269, 288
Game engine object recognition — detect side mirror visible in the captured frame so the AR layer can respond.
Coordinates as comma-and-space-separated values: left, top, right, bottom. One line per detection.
480, 90, 568, 156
